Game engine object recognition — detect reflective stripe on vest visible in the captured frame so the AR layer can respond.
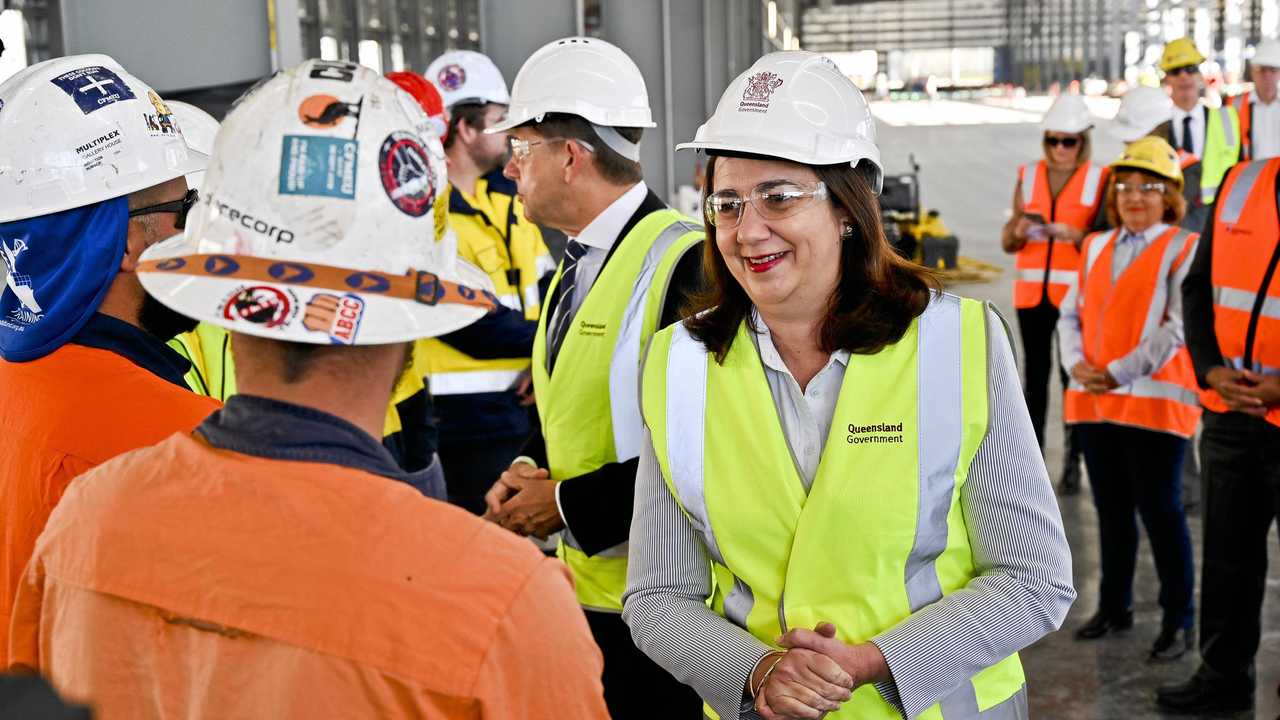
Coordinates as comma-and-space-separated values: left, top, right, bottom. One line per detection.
642, 293, 1027, 719
1204, 157, 1280, 427
419, 182, 552, 397
1064, 227, 1202, 437
1013, 160, 1106, 309
1200, 105, 1242, 204
533, 209, 703, 611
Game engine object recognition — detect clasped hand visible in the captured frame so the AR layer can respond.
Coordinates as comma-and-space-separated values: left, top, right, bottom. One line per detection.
482, 462, 565, 539
1070, 361, 1118, 395
1206, 366, 1280, 417
751, 622, 889, 720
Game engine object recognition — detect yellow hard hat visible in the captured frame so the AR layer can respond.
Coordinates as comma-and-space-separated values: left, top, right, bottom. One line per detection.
1110, 136, 1184, 191
1160, 38, 1206, 73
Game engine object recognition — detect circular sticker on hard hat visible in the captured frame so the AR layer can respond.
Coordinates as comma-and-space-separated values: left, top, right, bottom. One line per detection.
437, 64, 467, 91
297, 94, 361, 129
379, 131, 437, 217
221, 285, 298, 329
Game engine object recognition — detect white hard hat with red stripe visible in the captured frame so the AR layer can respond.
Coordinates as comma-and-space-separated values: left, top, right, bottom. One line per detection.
0, 54, 207, 223
137, 59, 494, 346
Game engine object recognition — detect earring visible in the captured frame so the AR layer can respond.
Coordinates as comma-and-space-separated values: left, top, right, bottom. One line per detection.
840, 224, 854, 238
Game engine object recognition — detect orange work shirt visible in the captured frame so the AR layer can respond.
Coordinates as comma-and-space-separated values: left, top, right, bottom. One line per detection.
8, 434, 609, 720
0, 342, 219, 663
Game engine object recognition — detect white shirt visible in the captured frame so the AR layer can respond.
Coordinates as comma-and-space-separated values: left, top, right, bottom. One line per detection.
752, 313, 851, 490
1251, 95, 1280, 159
1171, 103, 1206, 157
1058, 223, 1197, 387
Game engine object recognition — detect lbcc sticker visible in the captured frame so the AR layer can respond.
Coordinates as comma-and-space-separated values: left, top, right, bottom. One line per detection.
303, 292, 365, 344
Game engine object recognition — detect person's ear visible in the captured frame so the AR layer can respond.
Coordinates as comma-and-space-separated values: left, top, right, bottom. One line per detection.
562, 140, 589, 183
119, 217, 146, 272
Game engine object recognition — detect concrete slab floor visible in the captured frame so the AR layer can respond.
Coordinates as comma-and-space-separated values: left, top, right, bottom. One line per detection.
873, 102, 1280, 719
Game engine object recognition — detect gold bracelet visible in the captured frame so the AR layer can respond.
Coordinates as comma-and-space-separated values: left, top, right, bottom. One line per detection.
751, 651, 787, 699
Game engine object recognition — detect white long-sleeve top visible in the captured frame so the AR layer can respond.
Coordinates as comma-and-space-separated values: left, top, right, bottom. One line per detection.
1057, 223, 1197, 386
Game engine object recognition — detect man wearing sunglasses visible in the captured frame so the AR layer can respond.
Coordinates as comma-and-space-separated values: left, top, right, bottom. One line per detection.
1159, 38, 1242, 233
0, 55, 219, 663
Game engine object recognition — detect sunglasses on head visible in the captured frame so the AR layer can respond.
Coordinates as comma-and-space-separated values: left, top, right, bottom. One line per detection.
1166, 65, 1200, 77
1044, 136, 1080, 148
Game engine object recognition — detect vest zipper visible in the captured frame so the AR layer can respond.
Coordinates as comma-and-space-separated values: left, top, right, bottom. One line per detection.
1241, 177, 1280, 368
1043, 169, 1059, 305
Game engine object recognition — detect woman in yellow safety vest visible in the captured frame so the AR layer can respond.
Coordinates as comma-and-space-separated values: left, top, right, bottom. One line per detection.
622, 51, 1075, 720
1000, 94, 1109, 495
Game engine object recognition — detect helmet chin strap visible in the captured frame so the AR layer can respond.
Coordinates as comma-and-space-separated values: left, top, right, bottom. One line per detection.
591, 123, 642, 162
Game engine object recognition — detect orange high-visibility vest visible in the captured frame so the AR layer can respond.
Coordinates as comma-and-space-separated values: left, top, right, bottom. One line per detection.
1014, 160, 1109, 308
1064, 226, 1202, 437
1231, 91, 1253, 161
1202, 157, 1280, 427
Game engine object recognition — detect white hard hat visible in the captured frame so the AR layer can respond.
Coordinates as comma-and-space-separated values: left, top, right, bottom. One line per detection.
136, 59, 494, 346
487, 37, 655, 133
1042, 94, 1093, 134
676, 51, 884, 194
1251, 39, 1280, 69
0, 54, 207, 223
425, 50, 510, 110
1109, 86, 1172, 143
167, 101, 219, 190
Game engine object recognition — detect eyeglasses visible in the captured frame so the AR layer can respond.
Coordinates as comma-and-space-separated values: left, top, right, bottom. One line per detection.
1115, 181, 1167, 195
1166, 65, 1200, 77
1044, 136, 1080, 148
128, 188, 199, 230
704, 180, 829, 228
507, 136, 595, 162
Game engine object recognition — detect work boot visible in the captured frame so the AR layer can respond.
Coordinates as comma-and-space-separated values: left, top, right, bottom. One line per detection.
1156, 665, 1254, 715
1074, 608, 1133, 640
1058, 426, 1082, 495
1149, 625, 1194, 662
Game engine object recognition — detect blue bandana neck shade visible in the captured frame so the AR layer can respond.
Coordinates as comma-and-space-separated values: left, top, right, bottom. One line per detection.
0, 197, 129, 362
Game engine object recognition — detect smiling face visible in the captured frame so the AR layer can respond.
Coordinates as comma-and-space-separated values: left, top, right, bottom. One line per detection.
709, 156, 845, 322
1114, 170, 1169, 234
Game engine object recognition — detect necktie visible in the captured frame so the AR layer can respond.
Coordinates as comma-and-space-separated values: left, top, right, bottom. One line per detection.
1181, 115, 1194, 155
548, 239, 588, 370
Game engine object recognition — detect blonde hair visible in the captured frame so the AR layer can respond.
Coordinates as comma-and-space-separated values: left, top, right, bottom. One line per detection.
1103, 169, 1187, 227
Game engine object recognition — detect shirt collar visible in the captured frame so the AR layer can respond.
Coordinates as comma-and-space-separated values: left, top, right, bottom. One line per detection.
572, 181, 648, 251
1171, 103, 1202, 121
71, 312, 192, 389
751, 308, 850, 376
196, 395, 446, 498
1118, 222, 1169, 244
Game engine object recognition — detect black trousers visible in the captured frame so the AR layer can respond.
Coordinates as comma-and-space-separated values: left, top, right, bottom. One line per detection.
437, 435, 527, 515
1198, 410, 1280, 686
1077, 423, 1195, 629
1016, 301, 1080, 467
585, 609, 702, 719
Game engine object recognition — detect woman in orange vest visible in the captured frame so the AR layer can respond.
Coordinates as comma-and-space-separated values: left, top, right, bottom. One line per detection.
1001, 94, 1109, 495
1058, 137, 1201, 661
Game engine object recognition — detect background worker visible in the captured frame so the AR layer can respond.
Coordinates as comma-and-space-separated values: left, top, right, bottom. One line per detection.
1111, 85, 1174, 147
1058, 137, 1200, 660
0, 54, 217, 662
1157, 37, 1241, 232
1159, 154, 1280, 715
480, 36, 704, 718
626, 51, 1074, 720
1229, 39, 1280, 161
421, 50, 556, 514
7, 61, 608, 720
1001, 94, 1108, 495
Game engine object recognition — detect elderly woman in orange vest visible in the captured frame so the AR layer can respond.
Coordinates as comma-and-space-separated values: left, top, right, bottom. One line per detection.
1001, 94, 1110, 495
1058, 136, 1202, 662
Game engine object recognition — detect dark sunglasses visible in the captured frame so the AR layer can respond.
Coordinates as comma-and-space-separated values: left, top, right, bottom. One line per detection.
1044, 136, 1080, 148
128, 188, 199, 230
1166, 65, 1200, 77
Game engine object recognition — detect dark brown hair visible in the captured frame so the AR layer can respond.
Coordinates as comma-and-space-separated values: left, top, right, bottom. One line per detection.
683, 154, 939, 363
1103, 168, 1187, 227
444, 102, 491, 150
526, 113, 643, 185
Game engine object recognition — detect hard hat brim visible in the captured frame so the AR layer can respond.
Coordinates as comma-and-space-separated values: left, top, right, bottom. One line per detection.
137, 232, 490, 345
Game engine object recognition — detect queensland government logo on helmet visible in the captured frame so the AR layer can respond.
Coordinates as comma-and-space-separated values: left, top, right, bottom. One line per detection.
739, 71, 784, 114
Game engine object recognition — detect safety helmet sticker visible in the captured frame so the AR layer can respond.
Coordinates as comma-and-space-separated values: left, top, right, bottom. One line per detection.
49, 66, 136, 115
302, 292, 364, 344
279, 135, 359, 199
437, 64, 467, 91
739, 72, 783, 114
379, 131, 436, 217
297, 94, 361, 129
221, 285, 297, 328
